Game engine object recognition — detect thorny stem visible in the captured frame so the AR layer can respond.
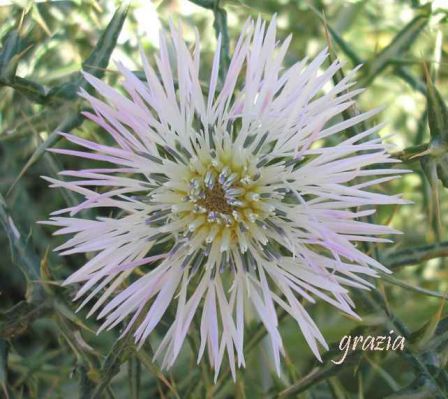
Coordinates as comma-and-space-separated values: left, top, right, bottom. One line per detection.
385, 240, 448, 268
360, 290, 448, 397
392, 143, 430, 163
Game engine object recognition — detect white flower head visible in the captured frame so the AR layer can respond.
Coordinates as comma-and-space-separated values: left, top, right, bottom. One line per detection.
43, 17, 407, 380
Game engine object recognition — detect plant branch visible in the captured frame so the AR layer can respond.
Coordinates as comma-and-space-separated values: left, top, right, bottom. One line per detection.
384, 241, 448, 268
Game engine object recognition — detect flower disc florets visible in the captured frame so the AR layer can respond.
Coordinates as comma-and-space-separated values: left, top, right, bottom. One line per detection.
147, 134, 295, 277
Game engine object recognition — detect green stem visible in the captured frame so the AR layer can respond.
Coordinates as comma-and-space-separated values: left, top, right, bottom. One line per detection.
213, 310, 288, 396
137, 350, 181, 399
380, 273, 447, 299
189, 0, 230, 80
90, 335, 134, 399
384, 241, 448, 268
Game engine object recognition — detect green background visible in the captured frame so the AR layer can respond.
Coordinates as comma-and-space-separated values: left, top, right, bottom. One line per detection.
0, 0, 447, 398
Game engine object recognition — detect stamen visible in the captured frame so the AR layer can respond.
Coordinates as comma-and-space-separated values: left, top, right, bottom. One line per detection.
208, 211, 218, 223
204, 170, 215, 189
239, 222, 249, 233
193, 205, 207, 213
228, 199, 244, 207
190, 178, 200, 189
219, 213, 233, 226
248, 213, 257, 223
219, 167, 230, 184
225, 188, 244, 197
232, 210, 241, 221
223, 173, 238, 188
248, 193, 260, 201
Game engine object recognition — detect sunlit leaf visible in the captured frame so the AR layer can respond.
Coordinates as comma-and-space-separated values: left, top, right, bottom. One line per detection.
360, 9, 430, 87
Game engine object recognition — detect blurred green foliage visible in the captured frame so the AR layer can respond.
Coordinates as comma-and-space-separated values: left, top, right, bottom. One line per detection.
1, 0, 448, 398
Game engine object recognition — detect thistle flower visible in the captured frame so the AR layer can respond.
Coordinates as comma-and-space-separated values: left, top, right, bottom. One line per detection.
43, 17, 407, 380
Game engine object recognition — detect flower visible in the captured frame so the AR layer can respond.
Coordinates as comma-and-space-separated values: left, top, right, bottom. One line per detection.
43, 17, 407, 380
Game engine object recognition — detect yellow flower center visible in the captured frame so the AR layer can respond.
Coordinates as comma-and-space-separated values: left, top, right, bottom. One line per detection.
149, 143, 285, 255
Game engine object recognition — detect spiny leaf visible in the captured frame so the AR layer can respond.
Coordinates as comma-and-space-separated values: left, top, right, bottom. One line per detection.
385, 240, 448, 269
411, 295, 446, 350
213, 6, 230, 80
436, 154, 448, 187
277, 342, 364, 398
424, 63, 448, 148
7, 110, 83, 196
323, 17, 365, 139
394, 66, 426, 95
7, 3, 129, 193
384, 379, 443, 399
420, 155, 442, 237
414, 65, 448, 234
360, 10, 430, 87
0, 301, 50, 338
82, 3, 128, 80
359, 290, 448, 398
137, 350, 181, 399
90, 334, 134, 399
6, 75, 48, 103
54, 311, 101, 393
0, 29, 21, 81
0, 193, 44, 302
380, 273, 447, 300
321, 14, 362, 65
53, 300, 97, 335
315, 5, 427, 97
429, 318, 448, 367
30, 3, 52, 36
0, 17, 49, 103
48, 2, 129, 100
